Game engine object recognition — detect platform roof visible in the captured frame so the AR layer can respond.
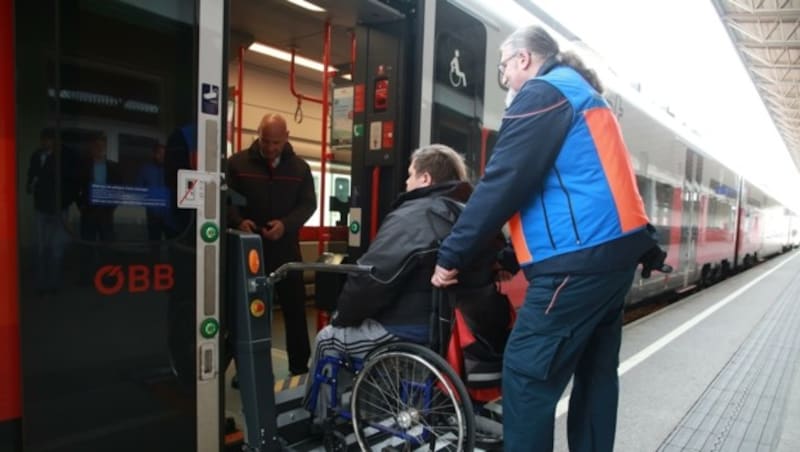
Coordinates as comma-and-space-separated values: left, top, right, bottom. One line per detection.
712, 0, 800, 170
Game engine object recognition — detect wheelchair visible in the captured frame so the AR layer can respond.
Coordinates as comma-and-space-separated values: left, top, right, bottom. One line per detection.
276, 260, 503, 451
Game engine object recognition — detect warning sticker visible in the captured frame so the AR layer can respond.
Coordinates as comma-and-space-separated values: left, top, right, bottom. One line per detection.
177, 170, 217, 209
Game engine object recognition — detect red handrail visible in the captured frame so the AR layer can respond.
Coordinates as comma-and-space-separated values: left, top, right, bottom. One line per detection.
285, 22, 333, 255
318, 21, 331, 255
237, 45, 244, 153
289, 49, 325, 105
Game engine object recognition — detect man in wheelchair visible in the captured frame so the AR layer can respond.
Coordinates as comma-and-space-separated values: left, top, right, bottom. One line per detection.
304, 144, 517, 425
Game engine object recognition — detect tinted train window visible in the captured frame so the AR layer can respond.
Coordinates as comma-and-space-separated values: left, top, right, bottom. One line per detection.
16, 1, 199, 450
40, 27, 193, 244
654, 181, 675, 226
431, 1, 487, 182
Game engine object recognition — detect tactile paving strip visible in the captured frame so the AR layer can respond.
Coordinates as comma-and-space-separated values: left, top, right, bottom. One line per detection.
657, 274, 800, 452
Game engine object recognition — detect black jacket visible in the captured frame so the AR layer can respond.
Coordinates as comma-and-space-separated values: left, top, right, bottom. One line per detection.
332, 181, 508, 342
27, 147, 79, 214
226, 141, 316, 269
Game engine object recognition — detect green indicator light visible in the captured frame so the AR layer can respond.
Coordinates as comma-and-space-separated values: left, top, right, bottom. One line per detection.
349, 221, 360, 234
200, 222, 219, 243
200, 318, 219, 338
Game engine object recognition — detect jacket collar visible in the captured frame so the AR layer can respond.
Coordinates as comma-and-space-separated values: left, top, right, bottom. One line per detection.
392, 180, 473, 209
536, 55, 560, 77
246, 141, 295, 167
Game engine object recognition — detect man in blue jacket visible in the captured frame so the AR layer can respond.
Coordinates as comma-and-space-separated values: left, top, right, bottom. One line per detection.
432, 25, 667, 452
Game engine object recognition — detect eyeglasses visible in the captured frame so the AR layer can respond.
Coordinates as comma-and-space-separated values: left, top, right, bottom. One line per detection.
497, 51, 520, 74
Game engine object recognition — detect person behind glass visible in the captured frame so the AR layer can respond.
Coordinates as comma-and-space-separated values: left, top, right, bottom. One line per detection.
431, 25, 667, 452
304, 144, 515, 419
76, 132, 121, 285
135, 143, 172, 240
77, 132, 121, 242
26, 128, 75, 295
226, 113, 316, 375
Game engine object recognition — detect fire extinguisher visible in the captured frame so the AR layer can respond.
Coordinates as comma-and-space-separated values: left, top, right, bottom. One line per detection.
374, 65, 389, 112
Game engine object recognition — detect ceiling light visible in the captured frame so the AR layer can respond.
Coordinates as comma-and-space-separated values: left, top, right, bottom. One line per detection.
286, 0, 325, 13
248, 42, 336, 73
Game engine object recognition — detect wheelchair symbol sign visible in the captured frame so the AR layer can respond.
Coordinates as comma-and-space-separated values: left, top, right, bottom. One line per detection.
449, 49, 467, 88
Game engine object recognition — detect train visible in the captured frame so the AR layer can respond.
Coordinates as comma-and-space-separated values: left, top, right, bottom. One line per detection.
1, 1, 798, 452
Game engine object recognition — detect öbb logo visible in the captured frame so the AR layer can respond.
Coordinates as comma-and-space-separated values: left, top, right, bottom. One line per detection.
94, 264, 175, 295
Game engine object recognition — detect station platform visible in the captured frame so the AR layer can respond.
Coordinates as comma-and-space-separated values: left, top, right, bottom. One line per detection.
552, 250, 800, 451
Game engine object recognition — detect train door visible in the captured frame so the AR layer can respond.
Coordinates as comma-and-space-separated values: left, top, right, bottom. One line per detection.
12, 1, 226, 451
681, 148, 702, 284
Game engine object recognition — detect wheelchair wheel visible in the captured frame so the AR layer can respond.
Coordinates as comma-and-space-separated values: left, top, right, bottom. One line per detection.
351, 342, 475, 451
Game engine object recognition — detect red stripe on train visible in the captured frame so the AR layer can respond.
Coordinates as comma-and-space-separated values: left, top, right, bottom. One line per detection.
0, 0, 21, 422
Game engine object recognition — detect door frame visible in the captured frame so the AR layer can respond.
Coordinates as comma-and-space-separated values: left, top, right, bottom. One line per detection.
194, 0, 227, 450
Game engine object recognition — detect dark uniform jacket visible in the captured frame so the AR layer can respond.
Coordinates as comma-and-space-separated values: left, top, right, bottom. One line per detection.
332, 181, 508, 343
226, 141, 316, 270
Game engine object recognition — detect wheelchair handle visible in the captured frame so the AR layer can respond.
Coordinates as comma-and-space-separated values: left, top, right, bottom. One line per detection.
267, 262, 374, 285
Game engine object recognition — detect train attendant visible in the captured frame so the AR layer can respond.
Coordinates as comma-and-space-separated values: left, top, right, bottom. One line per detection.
431, 25, 668, 452
227, 113, 316, 375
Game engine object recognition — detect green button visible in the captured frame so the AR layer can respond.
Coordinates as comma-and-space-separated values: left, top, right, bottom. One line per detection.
200, 318, 219, 338
200, 222, 219, 243
349, 221, 360, 234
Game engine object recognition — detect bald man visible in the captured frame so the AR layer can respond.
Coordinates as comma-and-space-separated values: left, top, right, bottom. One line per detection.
227, 113, 316, 375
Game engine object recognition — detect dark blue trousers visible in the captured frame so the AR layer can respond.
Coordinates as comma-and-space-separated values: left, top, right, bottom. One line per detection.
502, 268, 636, 452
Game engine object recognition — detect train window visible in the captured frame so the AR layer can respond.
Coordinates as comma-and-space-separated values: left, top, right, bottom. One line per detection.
707, 195, 725, 229
15, 1, 199, 450
306, 170, 351, 228
636, 175, 655, 219
333, 176, 350, 202
654, 181, 675, 226
34, 128, 170, 243
430, 1, 487, 181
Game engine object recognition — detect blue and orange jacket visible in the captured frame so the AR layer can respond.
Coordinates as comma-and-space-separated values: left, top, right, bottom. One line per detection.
437, 59, 656, 276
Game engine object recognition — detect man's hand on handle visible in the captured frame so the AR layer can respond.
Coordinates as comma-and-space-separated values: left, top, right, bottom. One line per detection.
431, 265, 459, 287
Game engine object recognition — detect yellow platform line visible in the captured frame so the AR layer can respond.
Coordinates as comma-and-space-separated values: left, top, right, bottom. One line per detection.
273, 373, 308, 392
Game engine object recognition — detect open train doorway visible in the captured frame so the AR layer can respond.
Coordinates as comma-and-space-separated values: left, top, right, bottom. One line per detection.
224, 0, 417, 446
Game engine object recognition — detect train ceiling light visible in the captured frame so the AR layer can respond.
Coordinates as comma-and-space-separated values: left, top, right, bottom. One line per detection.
248, 42, 337, 73
285, 0, 325, 13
